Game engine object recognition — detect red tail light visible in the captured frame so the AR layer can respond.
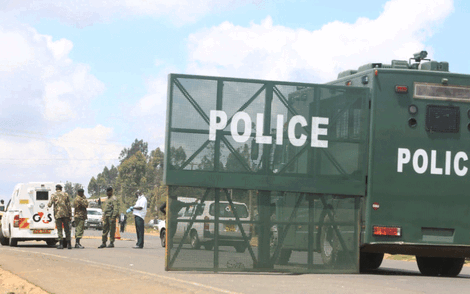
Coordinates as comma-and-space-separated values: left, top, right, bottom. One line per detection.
373, 226, 401, 236
204, 216, 209, 231
13, 215, 20, 227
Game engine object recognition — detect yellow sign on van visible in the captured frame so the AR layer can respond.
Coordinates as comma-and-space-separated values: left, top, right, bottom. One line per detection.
19, 199, 29, 204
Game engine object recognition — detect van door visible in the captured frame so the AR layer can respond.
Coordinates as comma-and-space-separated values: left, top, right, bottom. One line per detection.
30, 189, 55, 231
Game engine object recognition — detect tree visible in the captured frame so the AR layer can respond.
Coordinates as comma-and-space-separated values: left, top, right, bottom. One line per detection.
117, 151, 148, 206
88, 177, 98, 196
119, 139, 148, 163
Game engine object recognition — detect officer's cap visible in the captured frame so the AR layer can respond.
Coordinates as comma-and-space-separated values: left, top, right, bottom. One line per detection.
77, 188, 84, 193
56, 184, 63, 189
106, 187, 113, 192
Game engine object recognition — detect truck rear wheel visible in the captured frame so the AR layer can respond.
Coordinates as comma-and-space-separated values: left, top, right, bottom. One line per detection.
278, 249, 292, 265
360, 252, 384, 271
416, 256, 463, 277
9, 238, 18, 247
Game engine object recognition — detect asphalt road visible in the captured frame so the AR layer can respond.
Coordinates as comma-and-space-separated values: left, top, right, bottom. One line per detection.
0, 229, 469, 294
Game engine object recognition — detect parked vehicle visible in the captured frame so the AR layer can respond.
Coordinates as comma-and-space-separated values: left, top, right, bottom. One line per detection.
168, 197, 251, 252
0, 182, 58, 247
84, 208, 103, 230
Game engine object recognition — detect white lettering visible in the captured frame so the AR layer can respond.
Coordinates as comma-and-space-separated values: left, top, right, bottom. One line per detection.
397, 148, 411, 172
231, 112, 251, 143
445, 151, 452, 175
276, 115, 284, 145
256, 113, 272, 144
430, 150, 443, 175
288, 115, 308, 147
311, 117, 329, 148
454, 151, 468, 176
209, 110, 227, 141
412, 149, 428, 174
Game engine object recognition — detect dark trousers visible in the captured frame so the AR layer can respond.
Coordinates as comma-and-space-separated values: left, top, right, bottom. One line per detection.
56, 217, 71, 241
135, 216, 144, 248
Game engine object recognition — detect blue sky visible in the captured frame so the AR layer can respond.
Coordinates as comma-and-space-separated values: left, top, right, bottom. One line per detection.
0, 0, 467, 201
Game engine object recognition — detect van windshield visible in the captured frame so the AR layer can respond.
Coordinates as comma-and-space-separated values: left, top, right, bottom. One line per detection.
88, 210, 102, 215
209, 203, 249, 218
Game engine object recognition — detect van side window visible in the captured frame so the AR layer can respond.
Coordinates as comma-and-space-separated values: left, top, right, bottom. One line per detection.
36, 191, 48, 201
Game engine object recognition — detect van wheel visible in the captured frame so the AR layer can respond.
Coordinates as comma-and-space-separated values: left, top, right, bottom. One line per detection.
204, 242, 213, 250
416, 257, 441, 276
46, 240, 57, 247
417, 256, 464, 277
10, 238, 18, 247
160, 229, 166, 248
0, 229, 9, 246
190, 231, 201, 249
278, 249, 292, 265
234, 243, 247, 253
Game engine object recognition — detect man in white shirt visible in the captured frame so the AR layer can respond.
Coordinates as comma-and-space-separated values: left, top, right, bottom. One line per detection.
131, 190, 147, 249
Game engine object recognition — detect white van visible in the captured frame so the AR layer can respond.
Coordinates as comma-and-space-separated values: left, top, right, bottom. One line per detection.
171, 197, 251, 252
0, 182, 58, 246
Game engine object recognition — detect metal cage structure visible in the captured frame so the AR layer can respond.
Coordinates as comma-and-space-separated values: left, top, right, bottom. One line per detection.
164, 74, 369, 273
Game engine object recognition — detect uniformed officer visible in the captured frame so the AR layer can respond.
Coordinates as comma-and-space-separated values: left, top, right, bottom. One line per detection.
98, 187, 120, 248
48, 184, 72, 249
73, 188, 88, 248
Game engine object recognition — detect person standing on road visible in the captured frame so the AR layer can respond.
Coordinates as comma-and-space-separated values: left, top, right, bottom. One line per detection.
73, 188, 88, 249
98, 187, 120, 248
0, 199, 5, 211
48, 184, 72, 249
119, 212, 127, 233
128, 190, 147, 249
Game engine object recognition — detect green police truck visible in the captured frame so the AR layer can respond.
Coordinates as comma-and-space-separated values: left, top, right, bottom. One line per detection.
276, 51, 470, 276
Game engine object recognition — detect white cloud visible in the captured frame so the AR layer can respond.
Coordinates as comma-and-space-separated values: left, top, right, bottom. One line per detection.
186, 0, 454, 83
53, 125, 122, 179
0, 125, 122, 196
1, 0, 254, 26
0, 23, 105, 125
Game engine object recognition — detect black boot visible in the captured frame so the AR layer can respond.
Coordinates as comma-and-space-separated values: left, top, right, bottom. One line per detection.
57, 240, 64, 249
107, 242, 114, 248
98, 242, 106, 248
75, 239, 84, 249
67, 240, 72, 249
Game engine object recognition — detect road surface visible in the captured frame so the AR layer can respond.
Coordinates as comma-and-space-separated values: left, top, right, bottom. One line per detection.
0, 230, 469, 293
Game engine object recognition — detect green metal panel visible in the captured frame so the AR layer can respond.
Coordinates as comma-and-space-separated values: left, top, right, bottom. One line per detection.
165, 186, 361, 273
364, 69, 470, 248
164, 74, 367, 273
164, 74, 370, 196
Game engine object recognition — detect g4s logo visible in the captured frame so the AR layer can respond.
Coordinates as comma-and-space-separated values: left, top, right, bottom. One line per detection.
32, 212, 53, 223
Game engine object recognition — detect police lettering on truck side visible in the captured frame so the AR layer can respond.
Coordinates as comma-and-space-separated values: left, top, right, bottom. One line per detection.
397, 148, 468, 176
209, 110, 329, 148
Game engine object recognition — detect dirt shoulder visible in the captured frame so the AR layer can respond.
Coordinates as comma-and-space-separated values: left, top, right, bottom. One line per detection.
0, 266, 48, 294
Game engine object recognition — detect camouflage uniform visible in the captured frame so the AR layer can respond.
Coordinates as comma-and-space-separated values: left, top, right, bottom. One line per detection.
48, 190, 72, 242
73, 195, 88, 239
102, 195, 120, 244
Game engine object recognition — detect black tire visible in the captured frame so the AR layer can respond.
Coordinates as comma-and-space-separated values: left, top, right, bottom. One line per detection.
9, 238, 18, 247
234, 243, 247, 253
204, 242, 213, 250
440, 258, 464, 277
278, 249, 292, 265
160, 229, 166, 248
320, 215, 340, 266
190, 231, 201, 249
0, 229, 9, 246
416, 256, 441, 276
46, 239, 57, 247
360, 252, 384, 271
